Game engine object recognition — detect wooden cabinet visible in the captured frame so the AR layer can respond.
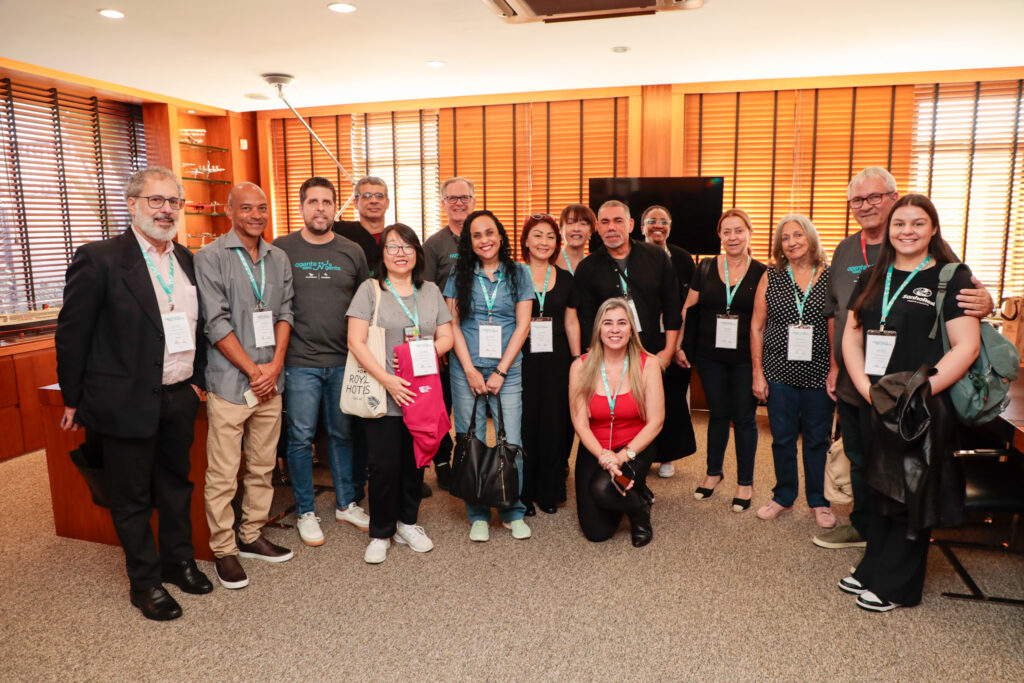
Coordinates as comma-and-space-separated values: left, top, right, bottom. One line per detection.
0, 338, 58, 460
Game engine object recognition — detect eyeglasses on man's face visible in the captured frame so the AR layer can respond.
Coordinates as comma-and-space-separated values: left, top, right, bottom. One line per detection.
135, 195, 185, 210
848, 192, 892, 209
444, 194, 473, 205
384, 243, 415, 255
359, 192, 387, 200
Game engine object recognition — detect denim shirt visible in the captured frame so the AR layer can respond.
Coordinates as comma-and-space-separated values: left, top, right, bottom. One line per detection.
444, 261, 532, 369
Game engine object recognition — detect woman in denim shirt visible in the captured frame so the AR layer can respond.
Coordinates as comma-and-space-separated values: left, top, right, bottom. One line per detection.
444, 210, 534, 542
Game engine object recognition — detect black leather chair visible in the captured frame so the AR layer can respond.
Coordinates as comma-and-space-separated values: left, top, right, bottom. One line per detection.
934, 448, 1024, 606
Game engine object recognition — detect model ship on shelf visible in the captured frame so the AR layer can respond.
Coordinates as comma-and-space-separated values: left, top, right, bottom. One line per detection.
182, 161, 226, 179
0, 306, 61, 343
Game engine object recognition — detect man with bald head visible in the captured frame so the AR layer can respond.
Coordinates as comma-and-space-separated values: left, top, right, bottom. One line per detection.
195, 182, 295, 589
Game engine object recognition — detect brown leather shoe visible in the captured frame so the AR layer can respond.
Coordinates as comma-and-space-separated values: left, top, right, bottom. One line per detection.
214, 555, 249, 590
237, 535, 294, 563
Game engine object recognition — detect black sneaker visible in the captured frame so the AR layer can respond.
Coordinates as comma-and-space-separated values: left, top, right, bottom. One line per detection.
856, 590, 900, 612
837, 576, 867, 595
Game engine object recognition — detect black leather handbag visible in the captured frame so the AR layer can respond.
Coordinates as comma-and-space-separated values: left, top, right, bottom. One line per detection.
450, 393, 521, 508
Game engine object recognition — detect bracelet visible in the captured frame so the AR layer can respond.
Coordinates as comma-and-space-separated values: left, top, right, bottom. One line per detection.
494, 368, 507, 378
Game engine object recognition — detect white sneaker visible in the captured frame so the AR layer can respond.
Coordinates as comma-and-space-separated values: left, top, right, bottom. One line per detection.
502, 519, 532, 539
336, 502, 370, 531
394, 522, 434, 552
364, 538, 390, 564
296, 511, 324, 547
658, 462, 675, 478
469, 520, 490, 542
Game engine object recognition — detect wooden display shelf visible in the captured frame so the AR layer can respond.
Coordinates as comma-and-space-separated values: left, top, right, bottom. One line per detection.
180, 141, 229, 153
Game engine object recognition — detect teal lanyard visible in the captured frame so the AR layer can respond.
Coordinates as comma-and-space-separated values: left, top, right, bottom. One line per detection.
618, 267, 629, 296
533, 265, 551, 316
141, 245, 175, 309
601, 357, 630, 424
562, 250, 574, 275
723, 255, 750, 314
234, 248, 266, 308
786, 264, 817, 324
385, 277, 419, 332
880, 256, 931, 329
476, 269, 504, 321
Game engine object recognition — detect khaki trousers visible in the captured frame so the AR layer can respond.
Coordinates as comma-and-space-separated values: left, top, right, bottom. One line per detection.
204, 392, 282, 557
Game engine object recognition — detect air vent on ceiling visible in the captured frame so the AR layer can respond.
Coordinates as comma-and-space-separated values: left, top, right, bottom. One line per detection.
482, 0, 703, 24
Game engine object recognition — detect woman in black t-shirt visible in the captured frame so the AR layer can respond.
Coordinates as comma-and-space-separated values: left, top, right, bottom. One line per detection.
676, 209, 767, 512
840, 194, 980, 612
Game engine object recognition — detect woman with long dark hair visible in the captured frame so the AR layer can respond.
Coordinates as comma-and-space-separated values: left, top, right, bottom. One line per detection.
519, 213, 581, 515
570, 298, 665, 546
840, 194, 980, 611
444, 210, 534, 542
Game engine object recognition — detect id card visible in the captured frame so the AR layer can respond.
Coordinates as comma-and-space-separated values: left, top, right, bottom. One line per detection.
787, 324, 813, 362
161, 311, 195, 354
715, 314, 738, 349
409, 339, 438, 376
252, 310, 275, 348
243, 389, 259, 408
627, 298, 643, 333
864, 329, 897, 376
530, 317, 553, 353
478, 323, 502, 359
403, 326, 420, 343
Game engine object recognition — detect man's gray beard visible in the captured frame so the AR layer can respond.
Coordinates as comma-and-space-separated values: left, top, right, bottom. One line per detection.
137, 215, 179, 242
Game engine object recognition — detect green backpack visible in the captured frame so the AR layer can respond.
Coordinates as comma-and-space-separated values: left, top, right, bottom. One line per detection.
930, 263, 1020, 425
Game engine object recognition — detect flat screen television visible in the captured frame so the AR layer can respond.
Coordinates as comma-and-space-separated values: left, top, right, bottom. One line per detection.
587, 177, 724, 256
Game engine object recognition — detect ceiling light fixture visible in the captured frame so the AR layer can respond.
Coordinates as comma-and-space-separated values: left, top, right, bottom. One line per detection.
327, 3, 357, 12
186, 109, 196, 114
611, 46, 631, 54
244, 93, 270, 100
98, 9, 125, 19
426, 60, 447, 68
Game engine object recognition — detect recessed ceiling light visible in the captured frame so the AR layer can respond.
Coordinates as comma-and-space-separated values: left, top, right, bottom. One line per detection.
426, 60, 447, 68
244, 93, 271, 100
98, 9, 125, 19
186, 109, 196, 114
327, 2, 357, 12
611, 46, 631, 54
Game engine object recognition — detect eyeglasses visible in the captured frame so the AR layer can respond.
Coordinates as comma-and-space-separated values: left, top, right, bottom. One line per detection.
359, 192, 387, 200
643, 218, 670, 227
444, 195, 473, 205
848, 192, 892, 209
384, 243, 415, 255
134, 195, 185, 210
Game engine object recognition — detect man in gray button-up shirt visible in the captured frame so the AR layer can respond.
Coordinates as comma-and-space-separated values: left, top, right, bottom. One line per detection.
195, 182, 295, 590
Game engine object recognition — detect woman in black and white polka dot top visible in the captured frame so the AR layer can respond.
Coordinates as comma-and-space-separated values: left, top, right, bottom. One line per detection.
750, 213, 837, 529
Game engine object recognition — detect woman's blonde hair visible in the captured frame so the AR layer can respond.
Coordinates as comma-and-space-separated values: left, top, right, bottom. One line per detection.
771, 213, 828, 272
572, 298, 650, 421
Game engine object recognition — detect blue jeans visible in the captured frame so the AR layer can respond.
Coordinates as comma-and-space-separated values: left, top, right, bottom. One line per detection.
283, 366, 355, 514
450, 359, 526, 523
766, 381, 834, 508
697, 358, 758, 485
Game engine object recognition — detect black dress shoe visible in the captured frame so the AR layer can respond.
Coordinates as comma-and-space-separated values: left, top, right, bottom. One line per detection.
538, 503, 558, 515
130, 585, 182, 621
162, 559, 213, 595
523, 501, 536, 517
628, 505, 653, 548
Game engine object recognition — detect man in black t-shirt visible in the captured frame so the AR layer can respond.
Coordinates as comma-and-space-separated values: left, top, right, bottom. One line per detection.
333, 175, 390, 277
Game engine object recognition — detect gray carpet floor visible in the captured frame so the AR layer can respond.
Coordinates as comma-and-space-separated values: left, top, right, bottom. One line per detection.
2, 412, 1023, 682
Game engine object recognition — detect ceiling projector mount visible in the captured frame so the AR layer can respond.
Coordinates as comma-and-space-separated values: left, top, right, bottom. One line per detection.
261, 73, 355, 217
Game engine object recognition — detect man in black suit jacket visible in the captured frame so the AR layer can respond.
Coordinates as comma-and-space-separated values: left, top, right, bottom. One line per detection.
55, 166, 213, 621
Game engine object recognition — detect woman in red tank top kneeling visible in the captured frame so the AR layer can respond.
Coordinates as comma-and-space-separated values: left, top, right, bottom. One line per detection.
569, 298, 665, 546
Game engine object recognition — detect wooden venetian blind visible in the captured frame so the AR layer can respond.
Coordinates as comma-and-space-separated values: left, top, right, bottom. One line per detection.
0, 78, 146, 312
683, 85, 914, 260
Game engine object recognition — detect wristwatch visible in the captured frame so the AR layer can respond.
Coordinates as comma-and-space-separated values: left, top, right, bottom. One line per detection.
626, 449, 637, 461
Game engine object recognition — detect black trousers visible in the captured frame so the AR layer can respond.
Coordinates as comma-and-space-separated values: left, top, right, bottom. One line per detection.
364, 416, 424, 539
575, 445, 653, 542
432, 361, 454, 466
94, 383, 200, 590
852, 492, 930, 606
836, 397, 874, 537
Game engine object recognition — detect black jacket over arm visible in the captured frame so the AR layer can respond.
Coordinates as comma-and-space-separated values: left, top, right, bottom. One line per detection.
574, 240, 682, 353
56, 229, 206, 439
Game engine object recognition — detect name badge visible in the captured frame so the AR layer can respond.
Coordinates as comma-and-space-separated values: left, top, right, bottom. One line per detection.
478, 323, 502, 359
627, 298, 643, 333
787, 324, 813, 362
253, 310, 275, 348
864, 329, 897, 376
161, 311, 195, 354
530, 317, 553, 353
403, 326, 420, 343
409, 339, 438, 376
715, 314, 738, 349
